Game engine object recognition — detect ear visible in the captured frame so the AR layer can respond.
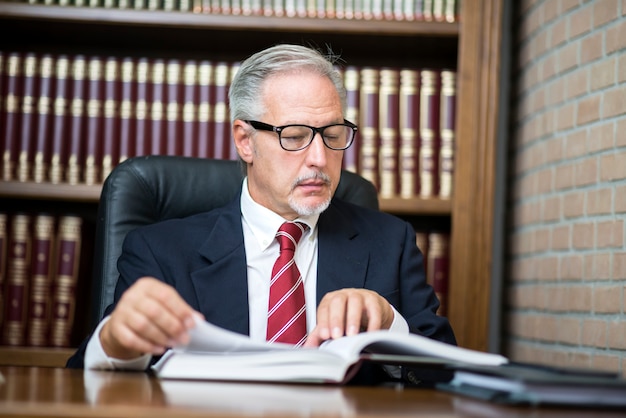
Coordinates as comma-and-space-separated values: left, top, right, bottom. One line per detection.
232, 119, 253, 163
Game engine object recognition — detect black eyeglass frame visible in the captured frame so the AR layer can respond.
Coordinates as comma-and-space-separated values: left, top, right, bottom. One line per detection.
244, 119, 358, 151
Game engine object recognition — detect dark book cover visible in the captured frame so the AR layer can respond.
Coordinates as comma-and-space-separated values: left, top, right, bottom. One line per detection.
118, 57, 137, 164
101, 56, 121, 182
427, 232, 449, 317
438, 70, 456, 200
196, 60, 214, 159
342, 65, 360, 174
134, 57, 151, 158
0, 213, 7, 332
378, 68, 400, 199
33, 54, 56, 183
181, 60, 199, 157
165, 59, 183, 156
17, 53, 40, 182
84, 56, 105, 185
358, 67, 379, 190
67, 55, 88, 185
399, 68, 420, 199
149, 59, 166, 156
2, 52, 24, 182
419, 69, 441, 198
212, 61, 230, 160
49, 55, 70, 184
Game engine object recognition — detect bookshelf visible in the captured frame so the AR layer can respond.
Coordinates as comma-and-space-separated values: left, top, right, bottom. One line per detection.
0, 0, 504, 366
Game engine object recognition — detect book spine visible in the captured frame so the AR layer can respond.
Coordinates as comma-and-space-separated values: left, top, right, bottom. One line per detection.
33, 54, 55, 183
118, 57, 136, 164
196, 60, 214, 158
26, 214, 56, 347
150, 59, 166, 156
134, 58, 150, 158
342, 66, 360, 174
181, 60, 198, 157
358, 68, 379, 190
228, 62, 240, 161
212, 61, 230, 160
101, 56, 121, 181
49, 56, 70, 184
1, 213, 32, 346
444, 0, 457, 22
67, 55, 87, 185
0, 213, 7, 331
399, 68, 420, 198
427, 232, 449, 317
414, 230, 428, 277
419, 69, 440, 198
438, 70, 456, 199
2, 52, 23, 182
84, 56, 104, 185
49, 216, 83, 348
17, 53, 39, 182
378, 68, 400, 199
165, 59, 182, 156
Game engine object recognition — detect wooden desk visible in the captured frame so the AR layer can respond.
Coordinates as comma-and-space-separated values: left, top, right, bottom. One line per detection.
0, 366, 623, 418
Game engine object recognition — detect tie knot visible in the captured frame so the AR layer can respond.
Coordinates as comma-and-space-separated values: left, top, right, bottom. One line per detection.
276, 222, 307, 252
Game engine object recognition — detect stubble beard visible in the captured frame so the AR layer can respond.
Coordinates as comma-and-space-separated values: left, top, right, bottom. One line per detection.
288, 171, 333, 216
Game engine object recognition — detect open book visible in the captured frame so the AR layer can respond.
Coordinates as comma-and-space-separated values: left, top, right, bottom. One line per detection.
152, 319, 508, 384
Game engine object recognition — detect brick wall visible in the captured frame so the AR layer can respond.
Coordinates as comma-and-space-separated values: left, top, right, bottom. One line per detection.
506, 0, 626, 375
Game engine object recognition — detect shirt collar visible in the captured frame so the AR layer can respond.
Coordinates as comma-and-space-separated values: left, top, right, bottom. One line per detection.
240, 177, 319, 251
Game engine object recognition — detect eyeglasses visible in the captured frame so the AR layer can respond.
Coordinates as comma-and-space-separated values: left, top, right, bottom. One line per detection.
245, 120, 357, 151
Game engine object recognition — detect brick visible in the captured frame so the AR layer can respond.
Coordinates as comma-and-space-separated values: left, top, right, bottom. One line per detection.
534, 227, 550, 253
555, 163, 575, 190
557, 102, 576, 131
559, 42, 580, 73
593, 0, 620, 28
564, 129, 588, 158
591, 354, 621, 374
535, 315, 559, 340
537, 257, 559, 280
615, 184, 626, 213
599, 151, 626, 181
566, 67, 588, 99
590, 58, 617, 91
614, 252, 626, 280
561, 0, 580, 14
552, 224, 572, 249
560, 255, 585, 281
584, 252, 612, 280
603, 85, 626, 118
558, 317, 581, 344
589, 122, 615, 154
608, 320, 626, 349
596, 219, 624, 248
570, 6, 594, 38
542, 195, 561, 222
582, 318, 609, 348
593, 285, 623, 313
616, 118, 626, 146
619, 52, 626, 83
543, 0, 560, 25
606, 20, 626, 54
586, 188, 613, 216
575, 157, 598, 186
580, 32, 603, 65
576, 94, 601, 125
550, 17, 568, 48
572, 222, 595, 249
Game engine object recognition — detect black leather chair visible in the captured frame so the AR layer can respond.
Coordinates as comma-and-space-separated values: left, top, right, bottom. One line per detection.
89, 155, 379, 329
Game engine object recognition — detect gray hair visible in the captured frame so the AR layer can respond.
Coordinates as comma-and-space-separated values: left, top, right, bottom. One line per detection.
228, 44, 347, 123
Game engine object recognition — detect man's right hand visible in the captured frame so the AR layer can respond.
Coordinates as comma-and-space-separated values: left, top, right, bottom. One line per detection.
99, 277, 203, 360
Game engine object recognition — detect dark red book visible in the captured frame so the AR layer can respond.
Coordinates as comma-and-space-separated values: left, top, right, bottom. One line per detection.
212, 61, 230, 160
378, 68, 400, 199
165, 59, 183, 156
49, 215, 83, 348
33, 54, 56, 183
118, 57, 137, 164
26, 214, 56, 347
84, 56, 105, 185
398, 68, 420, 198
181, 60, 199, 157
358, 67, 380, 190
196, 60, 214, 158
227, 62, 240, 161
149, 59, 166, 156
49, 55, 71, 184
419, 69, 441, 198
67, 55, 88, 185
342, 65, 360, 174
2, 52, 24, 182
415, 230, 429, 277
101, 56, 121, 182
427, 232, 449, 317
438, 70, 456, 199
17, 53, 41, 182
134, 58, 151, 158
1, 213, 32, 346
0, 212, 7, 331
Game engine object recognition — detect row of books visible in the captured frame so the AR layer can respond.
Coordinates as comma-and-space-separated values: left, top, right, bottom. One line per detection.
0, 50, 456, 199
0, 212, 85, 349
416, 230, 449, 317
9, 0, 460, 22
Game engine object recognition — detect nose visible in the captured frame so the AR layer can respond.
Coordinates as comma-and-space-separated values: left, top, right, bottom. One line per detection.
305, 131, 328, 167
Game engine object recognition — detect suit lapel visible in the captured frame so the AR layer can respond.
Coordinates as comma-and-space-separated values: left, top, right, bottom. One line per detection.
190, 197, 250, 336
317, 201, 370, 305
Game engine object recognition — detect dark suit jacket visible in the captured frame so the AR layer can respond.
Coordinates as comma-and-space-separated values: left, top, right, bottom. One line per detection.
67, 194, 456, 384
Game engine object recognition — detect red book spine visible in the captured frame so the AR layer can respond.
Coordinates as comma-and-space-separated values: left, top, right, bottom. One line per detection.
149, 59, 166, 156
439, 70, 456, 199
415, 230, 429, 277
17, 53, 40, 182
378, 68, 400, 199
165, 59, 183, 156
399, 68, 420, 198
134, 58, 151, 158
49, 216, 82, 348
101, 57, 121, 181
49, 56, 70, 185
358, 68, 379, 190
1, 213, 32, 346
427, 232, 449, 317
84, 56, 104, 185
2, 52, 24, 182
67, 55, 87, 185
33, 54, 56, 183
212, 61, 230, 160
228, 62, 241, 161
342, 65, 360, 174
196, 60, 214, 158
181, 60, 198, 157
0, 213, 7, 331
419, 69, 441, 198
118, 57, 136, 164
26, 214, 56, 347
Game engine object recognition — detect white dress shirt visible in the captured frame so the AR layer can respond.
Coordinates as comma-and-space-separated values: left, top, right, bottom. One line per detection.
84, 178, 408, 370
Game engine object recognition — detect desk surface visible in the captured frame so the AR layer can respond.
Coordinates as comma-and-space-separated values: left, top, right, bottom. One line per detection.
0, 366, 624, 418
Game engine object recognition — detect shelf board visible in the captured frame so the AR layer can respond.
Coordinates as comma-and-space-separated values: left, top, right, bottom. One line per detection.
0, 3, 459, 37
0, 181, 102, 202
380, 197, 451, 215
0, 347, 75, 368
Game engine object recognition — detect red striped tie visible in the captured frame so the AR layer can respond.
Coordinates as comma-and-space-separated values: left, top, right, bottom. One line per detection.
267, 222, 308, 346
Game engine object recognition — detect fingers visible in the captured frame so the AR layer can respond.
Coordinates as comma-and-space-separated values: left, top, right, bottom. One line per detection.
101, 277, 203, 360
306, 288, 393, 346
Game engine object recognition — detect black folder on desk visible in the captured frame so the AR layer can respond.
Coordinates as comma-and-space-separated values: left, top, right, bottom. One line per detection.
437, 362, 626, 408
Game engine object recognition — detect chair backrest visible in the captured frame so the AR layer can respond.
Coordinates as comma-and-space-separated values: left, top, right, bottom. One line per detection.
90, 155, 379, 328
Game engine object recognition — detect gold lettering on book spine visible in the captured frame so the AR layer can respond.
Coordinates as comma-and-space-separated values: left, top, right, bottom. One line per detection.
34, 56, 54, 183
439, 71, 456, 199
50, 58, 69, 184
67, 58, 86, 185
18, 55, 37, 182
197, 62, 213, 123
379, 69, 399, 199
3, 55, 20, 181
85, 59, 103, 185
419, 70, 437, 198
399, 69, 419, 199
183, 62, 198, 123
